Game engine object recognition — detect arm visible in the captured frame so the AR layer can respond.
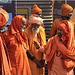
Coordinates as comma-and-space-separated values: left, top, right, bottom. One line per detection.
26, 50, 45, 68
24, 31, 45, 68
49, 21, 57, 38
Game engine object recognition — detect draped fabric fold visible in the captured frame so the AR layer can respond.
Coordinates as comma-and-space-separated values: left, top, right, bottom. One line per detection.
3, 15, 31, 74
45, 20, 75, 71
0, 37, 11, 75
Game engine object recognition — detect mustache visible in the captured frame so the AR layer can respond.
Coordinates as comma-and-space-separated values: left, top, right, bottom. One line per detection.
32, 28, 39, 32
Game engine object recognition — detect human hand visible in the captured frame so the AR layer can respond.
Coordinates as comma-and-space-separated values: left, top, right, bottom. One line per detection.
34, 59, 45, 68
33, 41, 40, 49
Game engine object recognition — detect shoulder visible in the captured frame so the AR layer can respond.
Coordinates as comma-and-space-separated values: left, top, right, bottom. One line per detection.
48, 35, 57, 42
54, 18, 61, 23
39, 26, 45, 32
70, 18, 75, 22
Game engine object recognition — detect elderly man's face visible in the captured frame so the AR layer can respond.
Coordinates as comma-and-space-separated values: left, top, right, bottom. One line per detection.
31, 23, 40, 30
58, 28, 64, 41
31, 23, 40, 34
21, 17, 26, 32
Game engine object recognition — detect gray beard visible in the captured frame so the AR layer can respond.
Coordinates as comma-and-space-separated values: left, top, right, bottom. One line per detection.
32, 28, 39, 37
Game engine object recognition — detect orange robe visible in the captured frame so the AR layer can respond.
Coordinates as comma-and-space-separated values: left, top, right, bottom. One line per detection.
44, 35, 75, 75
49, 18, 75, 38
3, 15, 31, 75
0, 32, 11, 75
3, 30, 31, 75
24, 26, 46, 75
44, 21, 75, 75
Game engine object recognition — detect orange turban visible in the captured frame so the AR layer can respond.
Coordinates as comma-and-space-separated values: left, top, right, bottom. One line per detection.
61, 4, 73, 16
0, 8, 9, 26
32, 4, 42, 14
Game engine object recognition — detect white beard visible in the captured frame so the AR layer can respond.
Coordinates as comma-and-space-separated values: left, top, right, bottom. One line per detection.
32, 28, 39, 38
21, 28, 25, 32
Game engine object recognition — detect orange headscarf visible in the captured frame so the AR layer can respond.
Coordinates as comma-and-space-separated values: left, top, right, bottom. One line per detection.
58, 20, 69, 46
8, 15, 27, 44
58, 20, 74, 48
61, 4, 73, 16
0, 8, 9, 26
32, 4, 42, 14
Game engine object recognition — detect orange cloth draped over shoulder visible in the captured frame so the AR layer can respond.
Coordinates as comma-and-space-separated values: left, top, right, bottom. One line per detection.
45, 20, 75, 71
3, 15, 31, 74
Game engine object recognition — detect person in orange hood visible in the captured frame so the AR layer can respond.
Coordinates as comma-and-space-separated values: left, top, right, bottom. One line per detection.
24, 15, 46, 75
34, 20, 75, 75
26, 4, 45, 28
49, 4, 75, 39
0, 8, 11, 75
3, 15, 31, 74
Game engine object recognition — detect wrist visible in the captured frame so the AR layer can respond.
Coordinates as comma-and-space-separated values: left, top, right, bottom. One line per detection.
33, 58, 37, 62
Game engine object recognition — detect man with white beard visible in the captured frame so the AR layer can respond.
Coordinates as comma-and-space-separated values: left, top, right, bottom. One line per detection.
31, 23, 40, 38
24, 15, 46, 75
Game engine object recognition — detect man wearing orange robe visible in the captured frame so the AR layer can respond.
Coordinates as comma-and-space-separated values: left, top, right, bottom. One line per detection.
0, 8, 11, 75
34, 20, 75, 75
24, 15, 46, 75
26, 4, 44, 28
3, 15, 31, 74
49, 4, 75, 38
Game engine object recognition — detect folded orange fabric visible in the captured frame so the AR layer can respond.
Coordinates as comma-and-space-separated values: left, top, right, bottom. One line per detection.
0, 8, 9, 26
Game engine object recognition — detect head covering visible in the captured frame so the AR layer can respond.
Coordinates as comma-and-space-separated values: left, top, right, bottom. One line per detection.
9, 15, 24, 34
29, 15, 43, 25
58, 20, 74, 48
8, 15, 27, 44
58, 20, 69, 34
61, 4, 73, 16
32, 4, 42, 14
0, 8, 9, 26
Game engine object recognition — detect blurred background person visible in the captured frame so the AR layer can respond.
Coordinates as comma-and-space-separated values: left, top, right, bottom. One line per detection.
0, 8, 11, 75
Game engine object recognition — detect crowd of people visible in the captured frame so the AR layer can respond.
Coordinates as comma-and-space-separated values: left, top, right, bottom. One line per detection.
0, 3, 75, 75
